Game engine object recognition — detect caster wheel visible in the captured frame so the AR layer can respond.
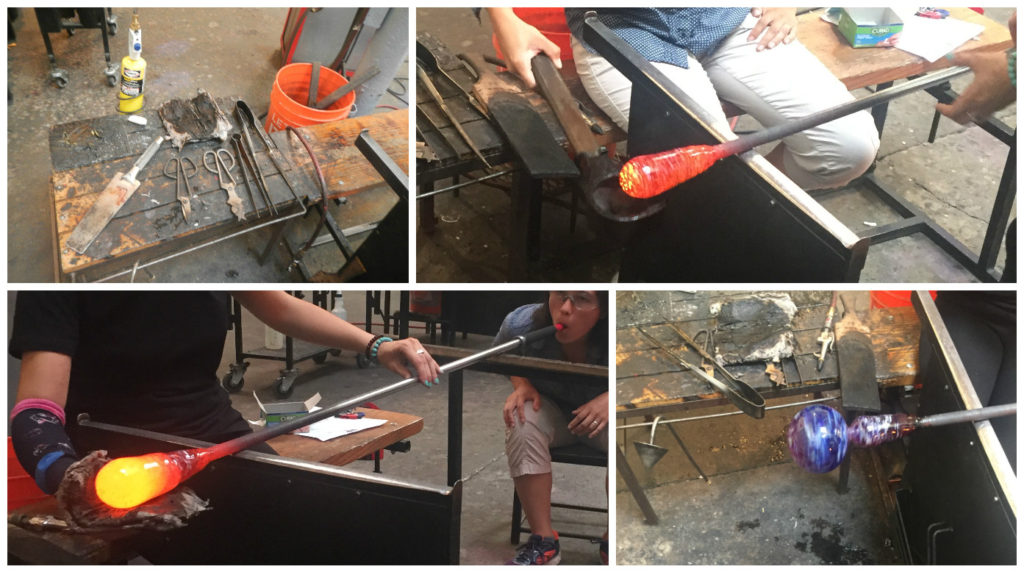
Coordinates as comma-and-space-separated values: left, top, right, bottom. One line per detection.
54, 76, 69, 89
106, 74, 117, 87
221, 371, 244, 393
313, 351, 329, 364
107, 21, 117, 35
356, 353, 370, 369
274, 378, 294, 399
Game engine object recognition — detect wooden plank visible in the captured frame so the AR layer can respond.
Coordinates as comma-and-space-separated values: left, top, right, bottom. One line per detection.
798, 7, 1013, 91
267, 407, 422, 467
870, 305, 922, 386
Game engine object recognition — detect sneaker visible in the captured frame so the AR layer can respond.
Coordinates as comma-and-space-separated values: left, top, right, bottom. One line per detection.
506, 533, 561, 565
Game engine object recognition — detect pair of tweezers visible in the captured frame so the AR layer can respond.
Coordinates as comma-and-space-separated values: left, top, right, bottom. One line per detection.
636, 326, 766, 419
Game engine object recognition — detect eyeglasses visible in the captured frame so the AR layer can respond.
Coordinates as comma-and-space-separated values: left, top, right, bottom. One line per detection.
550, 291, 599, 312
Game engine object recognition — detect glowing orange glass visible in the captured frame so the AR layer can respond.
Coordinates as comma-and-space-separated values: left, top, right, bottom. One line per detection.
619, 145, 727, 199
94, 449, 211, 509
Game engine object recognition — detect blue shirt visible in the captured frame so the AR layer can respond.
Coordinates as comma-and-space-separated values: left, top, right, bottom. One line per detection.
492, 304, 607, 416
565, 8, 750, 69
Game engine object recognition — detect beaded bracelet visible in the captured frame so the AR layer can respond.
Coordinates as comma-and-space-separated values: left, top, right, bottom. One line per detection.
370, 336, 393, 359
364, 335, 383, 358
1009, 49, 1017, 88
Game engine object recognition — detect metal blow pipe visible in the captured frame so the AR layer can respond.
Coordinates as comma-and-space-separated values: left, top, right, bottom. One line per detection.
619, 65, 971, 199
93, 323, 563, 509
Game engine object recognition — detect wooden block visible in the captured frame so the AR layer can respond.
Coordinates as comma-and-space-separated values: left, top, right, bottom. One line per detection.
267, 407, 423, 467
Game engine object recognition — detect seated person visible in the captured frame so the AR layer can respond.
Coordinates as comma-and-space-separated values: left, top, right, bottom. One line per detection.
490, 7, 880, 190
495, 291, 608, 565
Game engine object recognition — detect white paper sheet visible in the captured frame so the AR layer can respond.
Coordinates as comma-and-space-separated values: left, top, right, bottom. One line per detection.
893, 9, 986, 62
293, 415, 388, 442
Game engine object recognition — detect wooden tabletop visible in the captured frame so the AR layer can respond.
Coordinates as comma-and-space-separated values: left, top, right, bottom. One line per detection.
50, 107, 407, 278
798, 7, 1013, 90
616, 292, 922, 413
266, 407, 423, 467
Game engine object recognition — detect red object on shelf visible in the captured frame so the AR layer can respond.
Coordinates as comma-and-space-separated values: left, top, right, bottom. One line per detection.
493, 8, 574, 65
8, 437, 49, 511
870, 291, 937, 309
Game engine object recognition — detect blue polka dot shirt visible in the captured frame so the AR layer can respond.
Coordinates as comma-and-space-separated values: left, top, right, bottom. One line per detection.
565, 8, 750, 69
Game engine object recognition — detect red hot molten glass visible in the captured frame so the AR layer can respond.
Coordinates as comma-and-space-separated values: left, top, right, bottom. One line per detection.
619, 66, 970, 200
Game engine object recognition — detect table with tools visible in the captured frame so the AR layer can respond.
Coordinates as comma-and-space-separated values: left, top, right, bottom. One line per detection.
415, 32, 625, 278
49, 100, 408, 282
615, 290, 924, 523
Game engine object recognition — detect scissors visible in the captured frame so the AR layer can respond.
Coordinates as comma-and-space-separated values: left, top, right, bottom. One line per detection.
202, 148, 246, 221
162, 155, 197, 223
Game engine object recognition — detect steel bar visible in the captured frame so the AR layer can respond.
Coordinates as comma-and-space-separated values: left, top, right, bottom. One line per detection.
204, 324, 561, 458
416, 169, 513, 199
916, 403, 1016, 428
715, 66, 970, 157
617, 396, 840, 430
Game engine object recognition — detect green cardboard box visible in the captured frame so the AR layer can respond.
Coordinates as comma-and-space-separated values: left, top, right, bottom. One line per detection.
837, 8, 904, 48
254, 391, 321, 426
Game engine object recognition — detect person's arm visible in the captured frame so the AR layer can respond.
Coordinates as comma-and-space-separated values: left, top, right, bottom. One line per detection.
10, 351, 78, 494
488, 8, 561, 88
747, 8, 798, 51
568, 391, 609, 438
502, 375, 542, 428
233, 292, 441, 385
936, 11, 1016, 124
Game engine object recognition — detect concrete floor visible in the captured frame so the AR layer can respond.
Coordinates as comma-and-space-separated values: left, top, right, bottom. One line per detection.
616, 398, 904, 565
416, 8, 1016, 283
223, 292, 607, 565
7, 8, 408, 282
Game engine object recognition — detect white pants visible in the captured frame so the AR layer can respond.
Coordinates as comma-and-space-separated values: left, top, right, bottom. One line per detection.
573, 13, 880, 190
505, 395, 608, 478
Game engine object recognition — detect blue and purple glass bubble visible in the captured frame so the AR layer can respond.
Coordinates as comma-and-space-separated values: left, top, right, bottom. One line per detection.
786, 405, 917, 473
785, 405, 848, 473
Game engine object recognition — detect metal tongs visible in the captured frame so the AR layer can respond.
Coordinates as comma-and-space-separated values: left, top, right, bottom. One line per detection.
636, 325, 766, 419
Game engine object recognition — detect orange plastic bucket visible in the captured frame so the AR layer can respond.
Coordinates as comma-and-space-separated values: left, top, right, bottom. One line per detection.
492, 8, 573, 64
265, 63, 354, 133
870, 290, 937, 309
8, 437, 49, 511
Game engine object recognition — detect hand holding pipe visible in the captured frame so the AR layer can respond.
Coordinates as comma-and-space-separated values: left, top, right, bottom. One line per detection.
787, 403, 1016, 473
619, 66, 971, 199
93, 324, 563, 509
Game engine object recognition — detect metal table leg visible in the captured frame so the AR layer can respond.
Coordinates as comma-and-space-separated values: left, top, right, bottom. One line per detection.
616, 445, 659, 524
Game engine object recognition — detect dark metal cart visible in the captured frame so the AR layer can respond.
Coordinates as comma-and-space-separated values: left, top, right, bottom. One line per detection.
33, 8, 119, 88
221, 291, 341, 398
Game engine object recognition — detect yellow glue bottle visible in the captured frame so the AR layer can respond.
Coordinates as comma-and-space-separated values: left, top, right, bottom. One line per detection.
118, 10, 146, 114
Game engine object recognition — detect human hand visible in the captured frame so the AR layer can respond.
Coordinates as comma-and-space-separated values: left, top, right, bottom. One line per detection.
748, 8, 798, 51
935, 50, 1015, 124
568, 392, 608, 438
376, 338, 442, 387
489, 8, 561, 88
503, 377, 541, 428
